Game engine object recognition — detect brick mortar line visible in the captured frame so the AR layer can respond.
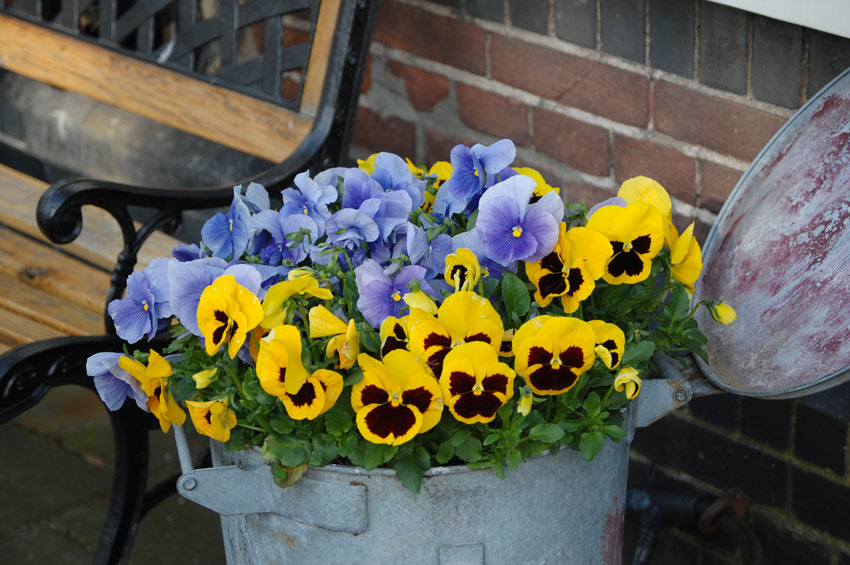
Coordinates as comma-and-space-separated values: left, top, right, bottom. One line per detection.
390, 0, 795, 119
667, 408, 850, 486
369, 43, 753, 172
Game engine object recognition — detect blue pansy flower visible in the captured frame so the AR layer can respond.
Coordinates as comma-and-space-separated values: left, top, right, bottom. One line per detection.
86, 352, 148, 411
474, 174, 564, 266
201, 188, 253, 260
433, 139, 516, 216
354, 260, 436, 327
406, 223, 452, 279
370, 152, 426, 209
107, 271, 161, 343
251, 209, 319, 266
280, 171, 337, 235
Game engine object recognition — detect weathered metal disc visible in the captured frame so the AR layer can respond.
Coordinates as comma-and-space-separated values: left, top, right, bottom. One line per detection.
693, 67, 850, 398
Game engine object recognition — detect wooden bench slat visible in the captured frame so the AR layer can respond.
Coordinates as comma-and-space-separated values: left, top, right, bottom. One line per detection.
0, 305, 67, 349
0, 14, 313, 163
0, 226, 110, 314
0, 163, 182, 272
0, 272, 104, 336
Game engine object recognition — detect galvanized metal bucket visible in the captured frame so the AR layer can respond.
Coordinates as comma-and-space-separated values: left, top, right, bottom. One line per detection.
175, 413, 635, 565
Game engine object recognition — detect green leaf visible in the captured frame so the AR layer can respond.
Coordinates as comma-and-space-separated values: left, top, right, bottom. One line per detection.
506, 448, 523, 472
579, 430, 605, 462
363, 442, 397, 471
490, 459, 506, 480
324, 407, 353, 436
262, 435, 311, 468
622, 340, 656, 367
454, 437, 482, 463
528, 423, 565, 443
560, 419, 585, 433
501, 271, 530, 317
270, 463, 309, 488
482, 433, 501, 446
449, 428, 472, 447
342, 365, 364, 386
582, 392, 602, 417
665, 284, 690, 322
310, 437, 339, 467
435, 440, 455, 465
270, 411, 295, 435
603, 424, 627, 441
393, 447, 431, 494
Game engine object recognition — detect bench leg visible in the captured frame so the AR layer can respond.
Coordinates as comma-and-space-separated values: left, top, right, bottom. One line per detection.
94, 404, 150, 565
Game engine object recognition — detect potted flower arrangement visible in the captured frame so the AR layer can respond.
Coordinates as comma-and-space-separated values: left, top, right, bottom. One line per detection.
87, 138, 734, 561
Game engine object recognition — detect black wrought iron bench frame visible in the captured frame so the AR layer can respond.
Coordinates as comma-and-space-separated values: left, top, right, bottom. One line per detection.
0, 1, 378, 562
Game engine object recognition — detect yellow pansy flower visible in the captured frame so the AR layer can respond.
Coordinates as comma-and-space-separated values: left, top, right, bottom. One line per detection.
709, 301, 737, 325
408, 291, 503, 377
586, 203, 664, 285
439, 342, 515, 424
403, 289, 438, 314
256, 325, 310, 396
280, 369, 344, 420
119, 351, 185, 432
512, 316, 596, 396
526, 224, 612, 311
514, 167, 560, 201
613, 366, 641, 399
379, 315, 410, 357
617, 176, 676, 247
261, 271, 332, 329
444, 248, 481, 292
428, 161, 453, 187
196, 275, 264, 359
587, 320, 626, 370
357, 153, 378, 175
670, 222, 703, 292
192, 368, 218, 389
351, 351, 443, 446
185, 399, 237, 442
308, 305, 359, 370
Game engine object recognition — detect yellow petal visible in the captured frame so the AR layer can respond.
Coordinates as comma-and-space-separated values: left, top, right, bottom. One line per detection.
308, 305, 349, 338
357, 153, 378, 175
614, 366, 642, 399
403, 290, 438, 314
710, 302, 737, 325
192, 368, 218, 389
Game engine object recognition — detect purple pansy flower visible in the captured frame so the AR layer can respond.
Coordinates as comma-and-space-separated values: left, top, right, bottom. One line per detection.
237, 182, 271, 213
107, 271, 160, 343
406, 223, 452, 279
87, 352, 148, 411
341, 168, 384, 209
325, 208, 380, 250
433, 139, 516, 216
359, 190, 413, 242
251, 209, 319, 266
201, 188, 253, 260
475, 174, 564, 266
355, 260, 436, 327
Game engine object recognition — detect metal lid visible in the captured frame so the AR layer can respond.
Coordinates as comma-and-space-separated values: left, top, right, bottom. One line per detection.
693, 67, 850, 398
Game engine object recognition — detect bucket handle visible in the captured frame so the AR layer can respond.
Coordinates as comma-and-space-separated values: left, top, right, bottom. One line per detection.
171, 427, 368, 533
633, 353, 721, 428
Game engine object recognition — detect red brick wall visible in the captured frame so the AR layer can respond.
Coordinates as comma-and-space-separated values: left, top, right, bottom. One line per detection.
351, 0, 798, 242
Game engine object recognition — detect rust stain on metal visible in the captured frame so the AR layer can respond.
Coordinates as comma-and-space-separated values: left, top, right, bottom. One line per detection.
599, 494, 624, 565
695, 85, 850, 395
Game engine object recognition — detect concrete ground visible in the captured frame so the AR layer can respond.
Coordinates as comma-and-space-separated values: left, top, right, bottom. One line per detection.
0, 385, 226, 564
